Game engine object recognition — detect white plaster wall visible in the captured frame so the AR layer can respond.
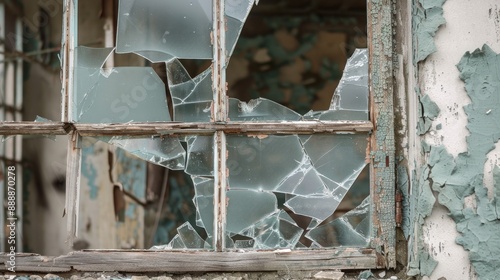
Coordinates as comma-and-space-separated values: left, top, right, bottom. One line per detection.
421, 0, 500, 279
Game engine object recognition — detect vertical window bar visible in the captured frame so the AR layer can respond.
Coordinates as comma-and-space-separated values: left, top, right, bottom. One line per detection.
367, 0, 396, 268
5, 62, 14, 122
14, 17, 23, 117
62, 0, 81, 244
212, 0, 228, 251
0, 2, 4, 253
61, 0, 78, 122
65, 131, 82, 243
14, 16, 23, 251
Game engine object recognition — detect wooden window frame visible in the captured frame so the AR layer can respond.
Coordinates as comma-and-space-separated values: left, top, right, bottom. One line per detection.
0, 0, 395, 273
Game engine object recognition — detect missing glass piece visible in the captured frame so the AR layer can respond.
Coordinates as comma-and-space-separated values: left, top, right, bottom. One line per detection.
303, 48, 369, 121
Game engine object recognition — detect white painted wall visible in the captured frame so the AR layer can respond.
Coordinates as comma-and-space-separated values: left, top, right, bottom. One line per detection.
420, 0, 500, 279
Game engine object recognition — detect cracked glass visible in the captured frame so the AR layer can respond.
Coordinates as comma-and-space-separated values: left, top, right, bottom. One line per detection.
225, 133, 369, 249
71, 0, 372, 251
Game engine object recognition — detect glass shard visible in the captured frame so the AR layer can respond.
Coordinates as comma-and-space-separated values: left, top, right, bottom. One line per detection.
240, 211, 303, 249
185, 136, 214, 176
116, 0, 213, 61
177, 221, 210, 248
329, 49, 369, 113
234, 239, 255, 249
74, 47, 171, 123
300, 134, 367, 194
305, 197, 371, 247
155, 222, 209, 249
284, 195, 341, 221
34, 116, 57, 140
166, 59, 212, 122
193, 177, 214, 237
226, 190, 277, 234
228, 98, 302, 121
225, 0, 256, 58
227, 135, 304, 191
303, 48, 369, 121
104, 136, 186, 170
276, 156, 329, 196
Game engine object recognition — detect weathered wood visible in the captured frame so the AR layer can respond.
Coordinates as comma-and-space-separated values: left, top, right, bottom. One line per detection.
0, 249, 380, 273
0, 121, 373, 136
74, 121, 373, 136
367, 0, 397, 269
0, 122, 69, 135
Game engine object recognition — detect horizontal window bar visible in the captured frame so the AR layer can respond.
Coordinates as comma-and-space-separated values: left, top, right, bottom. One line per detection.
0, 121, 373, 136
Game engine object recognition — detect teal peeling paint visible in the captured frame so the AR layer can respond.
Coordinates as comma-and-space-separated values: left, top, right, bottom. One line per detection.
409, 1, 447, 273
412, 0, 447, 63
417, 90, 441, 135
357, 270, 374, 279
407, 155, 438, 275
427, 45, 500, 279
408, 250, 438, 276
82, 146, 99, 199
396, 162, 411, 238
115, 148, 147, 219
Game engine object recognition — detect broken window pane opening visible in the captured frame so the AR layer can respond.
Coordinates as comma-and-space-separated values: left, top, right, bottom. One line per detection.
78, 135, 215, 251
0, 135, 68, 254
227, 1, 368, 117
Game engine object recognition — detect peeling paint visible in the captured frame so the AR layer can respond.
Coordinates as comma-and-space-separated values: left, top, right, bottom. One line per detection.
412, 0, 447, 63
426, 45, 500, 279
408, 0, 449, 276
417, 92, 440, 135
396, 162, 411, 238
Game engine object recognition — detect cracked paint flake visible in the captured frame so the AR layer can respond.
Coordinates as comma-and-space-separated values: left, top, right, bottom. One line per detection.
412, 0, 447, 63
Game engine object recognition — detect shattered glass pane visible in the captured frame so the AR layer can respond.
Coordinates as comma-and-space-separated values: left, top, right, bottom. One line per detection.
225, 134, 369, 248
166, 59, 212, 122
116, 0, 213, 61
305, 197, 371, 247
74, 47, 171, 123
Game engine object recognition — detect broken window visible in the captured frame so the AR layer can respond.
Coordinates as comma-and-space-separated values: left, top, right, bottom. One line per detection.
62, 0, 374, 251
0, 0, 396, 271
